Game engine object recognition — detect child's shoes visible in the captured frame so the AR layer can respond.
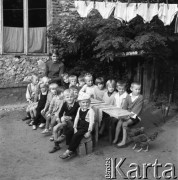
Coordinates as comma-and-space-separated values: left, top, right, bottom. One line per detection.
49, 145, 61, 153
22, 116, 30, 121
39, 123, 45, 128
49, 136, 54, 141
41, 129, 49, 134
32, 125, 37, 130
29, 120, 34, 126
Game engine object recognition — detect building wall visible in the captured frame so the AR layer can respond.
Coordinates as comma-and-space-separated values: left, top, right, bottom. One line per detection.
0, 0, 75, 88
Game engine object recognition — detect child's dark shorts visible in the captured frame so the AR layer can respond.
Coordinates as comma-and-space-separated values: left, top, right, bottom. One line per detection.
128, 116, 140, 127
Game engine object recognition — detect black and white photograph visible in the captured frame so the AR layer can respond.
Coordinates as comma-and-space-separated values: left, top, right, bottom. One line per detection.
0, 0, 178, 179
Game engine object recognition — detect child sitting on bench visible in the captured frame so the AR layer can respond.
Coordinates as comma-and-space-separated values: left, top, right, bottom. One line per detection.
59, 93, 95, 159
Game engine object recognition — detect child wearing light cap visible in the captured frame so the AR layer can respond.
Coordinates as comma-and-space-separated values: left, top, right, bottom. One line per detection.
59, 93, 95, 159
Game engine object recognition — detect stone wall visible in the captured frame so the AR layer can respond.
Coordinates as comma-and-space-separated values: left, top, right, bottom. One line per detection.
0, 0, 74, 88
52, 0, 75, 23
0, 55, 48, 88
0, 0, 75, 88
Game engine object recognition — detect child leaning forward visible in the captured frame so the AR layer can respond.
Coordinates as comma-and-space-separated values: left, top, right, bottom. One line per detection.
59, 93, 95, 159
49, 89, 79, 153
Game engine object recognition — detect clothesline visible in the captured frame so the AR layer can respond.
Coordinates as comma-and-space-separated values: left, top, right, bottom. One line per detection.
74, 1, 178, 33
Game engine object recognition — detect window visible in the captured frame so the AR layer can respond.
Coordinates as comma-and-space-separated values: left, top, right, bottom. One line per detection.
3, 0, 24, 53
0, 0, 49, 54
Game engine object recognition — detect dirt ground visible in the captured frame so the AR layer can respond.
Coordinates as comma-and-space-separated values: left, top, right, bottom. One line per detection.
0, 96, 178, 180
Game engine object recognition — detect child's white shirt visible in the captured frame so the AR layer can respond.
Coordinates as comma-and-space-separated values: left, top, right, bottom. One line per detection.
114, 91, 128, 108
130, 93, 139, 102
79, 84, 96, 98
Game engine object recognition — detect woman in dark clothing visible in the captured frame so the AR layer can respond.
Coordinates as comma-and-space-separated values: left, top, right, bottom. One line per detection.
45, 49, 65, 85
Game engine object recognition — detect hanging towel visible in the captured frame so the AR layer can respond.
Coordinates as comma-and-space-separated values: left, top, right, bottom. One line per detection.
158, 4, 178, 26
137, 3, 159, 23
95, 2, 115, 19
114, 2, 127, 22
126, 3, 138, 22
74, 1, 94, 18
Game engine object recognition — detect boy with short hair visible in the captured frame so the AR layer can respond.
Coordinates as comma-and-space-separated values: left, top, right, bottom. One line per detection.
70, 86, 79, 100
116, 82, 144, 147
69, 75, 77, 88
59, 93, 95, 159
61, 73, 69, 89
114, 80, 128, 108
79, 73, 96, 98
112, 80, 128, 143
49, 89, 79, 153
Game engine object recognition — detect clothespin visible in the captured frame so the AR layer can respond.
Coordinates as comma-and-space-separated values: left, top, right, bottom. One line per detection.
157, 0, 159, 9
94, 0, 96, 8
147, 0, 150, 8
105, 0, 107, 8
127, 0, 131, 7
166, 0, 169, 9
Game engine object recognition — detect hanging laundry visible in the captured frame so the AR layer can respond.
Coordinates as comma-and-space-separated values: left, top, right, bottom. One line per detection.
126, 3, 138, 22
114, 2, 127, 22
137, 3, 159, 23
158, 3, 178, 26
95, 2, 115, 19
74, 1, 94, 18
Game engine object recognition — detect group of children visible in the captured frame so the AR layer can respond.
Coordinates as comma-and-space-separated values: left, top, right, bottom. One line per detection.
22, 72, 143, 159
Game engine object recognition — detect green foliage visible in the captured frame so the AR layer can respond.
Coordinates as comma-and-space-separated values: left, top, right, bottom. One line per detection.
47, 5, 178, 78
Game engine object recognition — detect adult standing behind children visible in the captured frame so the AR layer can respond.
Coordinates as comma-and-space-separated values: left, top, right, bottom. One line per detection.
45, 49, 64, 86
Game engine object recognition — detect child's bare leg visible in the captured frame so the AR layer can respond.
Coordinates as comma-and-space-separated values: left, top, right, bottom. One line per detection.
45, 116, 51, 130
99, 121, 105, 135
53, 123, 66, 141
117, 119, 133, 146
29, 107, 35, 119
50, 116, 57, 131
32, 107, 37, 118
113, 120, 123, 144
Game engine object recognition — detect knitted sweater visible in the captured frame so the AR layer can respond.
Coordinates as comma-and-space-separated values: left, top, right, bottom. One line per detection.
73, 107, 95, 132
94, 86, 106, 101
122, 94, 144, 119
79, 84, 96, 98
59, 101, 79, 122
45, 60, 64, 83
47, 95, 64, 116
102, 91, 116, 105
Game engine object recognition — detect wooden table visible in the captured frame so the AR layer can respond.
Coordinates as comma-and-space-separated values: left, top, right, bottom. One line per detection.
90, 99, 131, 144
